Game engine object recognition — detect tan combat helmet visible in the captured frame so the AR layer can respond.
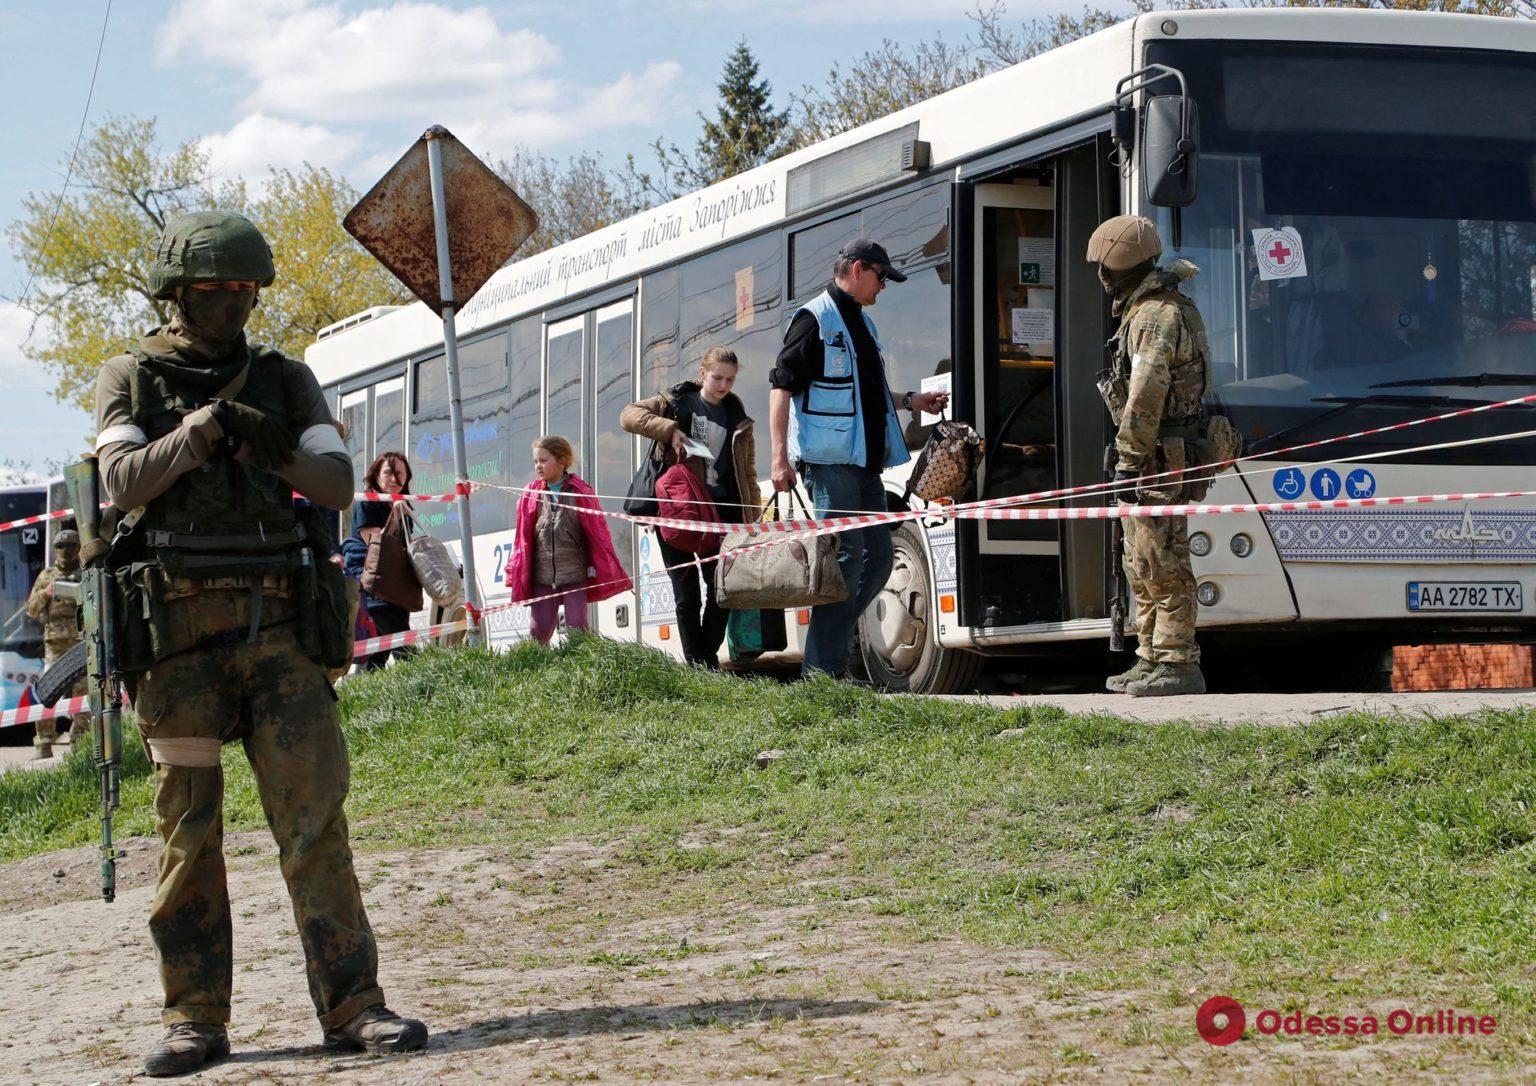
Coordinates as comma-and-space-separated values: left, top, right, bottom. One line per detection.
54, 530, 79, 549
1085, 215, 1162, 271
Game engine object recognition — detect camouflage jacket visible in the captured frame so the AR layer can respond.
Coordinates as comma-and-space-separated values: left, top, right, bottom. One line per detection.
26, 564, 82, 643
1108, 260, 1211, 475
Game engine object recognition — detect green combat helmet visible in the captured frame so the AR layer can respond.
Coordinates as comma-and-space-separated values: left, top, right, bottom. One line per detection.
146, 211, 276, 299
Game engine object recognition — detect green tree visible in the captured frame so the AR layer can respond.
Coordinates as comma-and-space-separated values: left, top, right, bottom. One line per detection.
624, 40, 788, 203
782, 35, 987, 152
495, 148, 641, 257
8, 115, 407, 413
6, 115, 242, 412
244, 165, 409, 351
697, 40, 788, 184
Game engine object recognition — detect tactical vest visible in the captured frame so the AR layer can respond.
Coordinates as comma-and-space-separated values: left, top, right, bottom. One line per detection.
785, 292, 910, 471
1108, 281, 1211, 438
1101, 266, 1242, 502
37, 568, 81, 639
127, 343, 306, 578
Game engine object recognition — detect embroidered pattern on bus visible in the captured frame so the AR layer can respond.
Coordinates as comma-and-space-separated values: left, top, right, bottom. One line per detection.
1266, 509, 1536, 562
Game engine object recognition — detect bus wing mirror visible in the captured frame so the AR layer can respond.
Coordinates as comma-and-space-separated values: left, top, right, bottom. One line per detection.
1141, 94, 1200, 208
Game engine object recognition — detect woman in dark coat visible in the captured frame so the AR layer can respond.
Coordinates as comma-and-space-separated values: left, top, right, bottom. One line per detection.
342, 450, 415, 670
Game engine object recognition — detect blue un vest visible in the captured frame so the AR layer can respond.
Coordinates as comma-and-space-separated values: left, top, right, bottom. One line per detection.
786, 291, 910, 470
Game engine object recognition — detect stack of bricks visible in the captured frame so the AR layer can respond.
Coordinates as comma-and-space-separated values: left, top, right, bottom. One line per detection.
1392, 644, 1536, 692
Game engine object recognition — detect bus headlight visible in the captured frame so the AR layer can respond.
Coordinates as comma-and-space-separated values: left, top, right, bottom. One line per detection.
1189, 531, 1212, 557
1196, 581, 1221, 607
1230, 533, 1254, 558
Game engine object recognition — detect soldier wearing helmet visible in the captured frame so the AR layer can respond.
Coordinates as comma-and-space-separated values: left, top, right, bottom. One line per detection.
1087, 214, 1211, 697
24, 529, 84, 757
91, 211, 427, 1075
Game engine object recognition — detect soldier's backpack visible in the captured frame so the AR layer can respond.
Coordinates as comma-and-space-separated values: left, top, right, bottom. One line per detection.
903, 414, 985, 503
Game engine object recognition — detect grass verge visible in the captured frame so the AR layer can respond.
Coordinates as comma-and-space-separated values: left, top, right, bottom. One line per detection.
3, 636, 1533, 1039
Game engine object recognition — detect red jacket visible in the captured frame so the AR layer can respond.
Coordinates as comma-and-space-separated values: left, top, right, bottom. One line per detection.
504, 475, 633, 604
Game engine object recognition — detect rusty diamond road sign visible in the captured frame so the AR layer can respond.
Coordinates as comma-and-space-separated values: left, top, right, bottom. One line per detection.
344, 125, 537, 314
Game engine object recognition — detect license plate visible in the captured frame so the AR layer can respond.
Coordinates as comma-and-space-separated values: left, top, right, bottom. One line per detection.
1406, 581, 1523, 612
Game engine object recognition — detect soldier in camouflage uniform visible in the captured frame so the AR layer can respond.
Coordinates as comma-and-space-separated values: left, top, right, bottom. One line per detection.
93, 211, 427, 1076
1088, 215, 1209, 697
24, 530, 85, 757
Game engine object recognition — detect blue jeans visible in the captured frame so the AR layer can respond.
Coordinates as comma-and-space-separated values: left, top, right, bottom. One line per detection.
801, 463, 893, 678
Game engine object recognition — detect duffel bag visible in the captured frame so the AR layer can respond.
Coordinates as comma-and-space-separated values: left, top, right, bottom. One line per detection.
715, 490, 848, 610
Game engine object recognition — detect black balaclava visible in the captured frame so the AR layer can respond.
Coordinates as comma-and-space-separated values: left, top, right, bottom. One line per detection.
176, 286, 258, 349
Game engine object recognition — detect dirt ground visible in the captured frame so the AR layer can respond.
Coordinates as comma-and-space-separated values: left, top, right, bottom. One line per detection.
0, 832, 1523, 1085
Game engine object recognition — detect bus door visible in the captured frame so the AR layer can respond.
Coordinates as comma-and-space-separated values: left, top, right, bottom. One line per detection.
958, 142, 1115, 633
964, 179, 1065, 628
543, 298, 641, 642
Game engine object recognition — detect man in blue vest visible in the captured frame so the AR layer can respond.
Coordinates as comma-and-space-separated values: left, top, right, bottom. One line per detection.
769, 238, 949, 679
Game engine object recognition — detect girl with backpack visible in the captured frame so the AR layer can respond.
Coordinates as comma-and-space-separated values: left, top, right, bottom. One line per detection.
505, 435, 631, 645
620, 347, 760, 668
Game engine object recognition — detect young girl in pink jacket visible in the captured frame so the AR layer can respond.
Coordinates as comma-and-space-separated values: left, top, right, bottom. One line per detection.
504, 435, 632, 644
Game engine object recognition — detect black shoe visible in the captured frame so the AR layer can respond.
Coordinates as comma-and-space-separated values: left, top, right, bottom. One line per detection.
323, 1004, 429, 1055
145, 1023, 230, 1077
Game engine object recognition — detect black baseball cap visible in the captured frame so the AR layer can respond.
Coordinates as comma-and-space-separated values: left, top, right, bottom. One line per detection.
840, 237, 907, 282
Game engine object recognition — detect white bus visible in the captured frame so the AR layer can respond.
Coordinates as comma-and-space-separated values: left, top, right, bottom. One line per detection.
306, 9, 1536, 693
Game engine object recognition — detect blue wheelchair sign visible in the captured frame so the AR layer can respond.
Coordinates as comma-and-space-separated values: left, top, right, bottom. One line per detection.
1310, 468, 1341, 500
1273, 467, 1306, 499
1345, 468, 1377, 499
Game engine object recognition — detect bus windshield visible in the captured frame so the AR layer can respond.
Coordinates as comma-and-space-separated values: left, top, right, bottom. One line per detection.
1150, 41, 1536, 463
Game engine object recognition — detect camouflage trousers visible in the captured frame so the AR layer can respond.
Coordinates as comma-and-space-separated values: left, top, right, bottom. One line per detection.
36, 638, 86, 747
1123, 514, 1201, 664
125, 592, 383, 1030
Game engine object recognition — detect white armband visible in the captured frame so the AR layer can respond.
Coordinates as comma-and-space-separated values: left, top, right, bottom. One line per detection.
94, 424, 147, 450
299, 423, 348, 457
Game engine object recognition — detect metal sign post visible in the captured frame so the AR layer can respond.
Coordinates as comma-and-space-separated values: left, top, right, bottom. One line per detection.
424, 130, 480, 644
344, 125, 537, 648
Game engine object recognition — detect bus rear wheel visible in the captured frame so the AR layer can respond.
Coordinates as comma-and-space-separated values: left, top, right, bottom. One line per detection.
858, 523, 982, 694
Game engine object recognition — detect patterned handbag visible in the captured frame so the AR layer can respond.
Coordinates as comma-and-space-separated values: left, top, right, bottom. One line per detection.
902, 414, 985, 503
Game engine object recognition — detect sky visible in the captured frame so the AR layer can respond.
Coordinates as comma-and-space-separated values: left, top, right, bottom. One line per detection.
0, 0, 1066, 475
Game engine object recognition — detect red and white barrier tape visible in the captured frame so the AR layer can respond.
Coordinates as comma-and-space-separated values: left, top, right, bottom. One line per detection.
954, 487, 1536, 521
486, 391, 1536, 522
0, 507, 74, 535
0, 695, 94, 728
350, 481, 469, 503
352, 617, 471, 656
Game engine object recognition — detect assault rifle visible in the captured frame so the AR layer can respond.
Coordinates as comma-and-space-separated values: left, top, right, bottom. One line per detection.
37, 459, 125, 903
1104, 444, 1127, 654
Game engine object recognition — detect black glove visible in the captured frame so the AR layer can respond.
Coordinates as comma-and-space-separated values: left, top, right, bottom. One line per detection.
1113, 470, 1140, 505
212, 400, 296, 469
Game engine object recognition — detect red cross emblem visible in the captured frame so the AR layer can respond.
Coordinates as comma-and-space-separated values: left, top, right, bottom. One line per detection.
1267, 240, 1292, 264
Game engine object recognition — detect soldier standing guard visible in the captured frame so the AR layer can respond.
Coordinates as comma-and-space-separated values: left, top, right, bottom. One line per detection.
1088, 215, 1211, 697
25, 530, 84, 757
92, 210, 427, 1076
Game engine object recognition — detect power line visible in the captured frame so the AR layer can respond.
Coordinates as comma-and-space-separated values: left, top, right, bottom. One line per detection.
14, 0, 114, 310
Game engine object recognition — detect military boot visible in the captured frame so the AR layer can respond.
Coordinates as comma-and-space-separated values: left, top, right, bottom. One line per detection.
323, 1004, 429, 1055
1105, 658, 1155, 694
144, 1023, 230, 1077
1125, 662, 1207, 697
31, 741, 53, 761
